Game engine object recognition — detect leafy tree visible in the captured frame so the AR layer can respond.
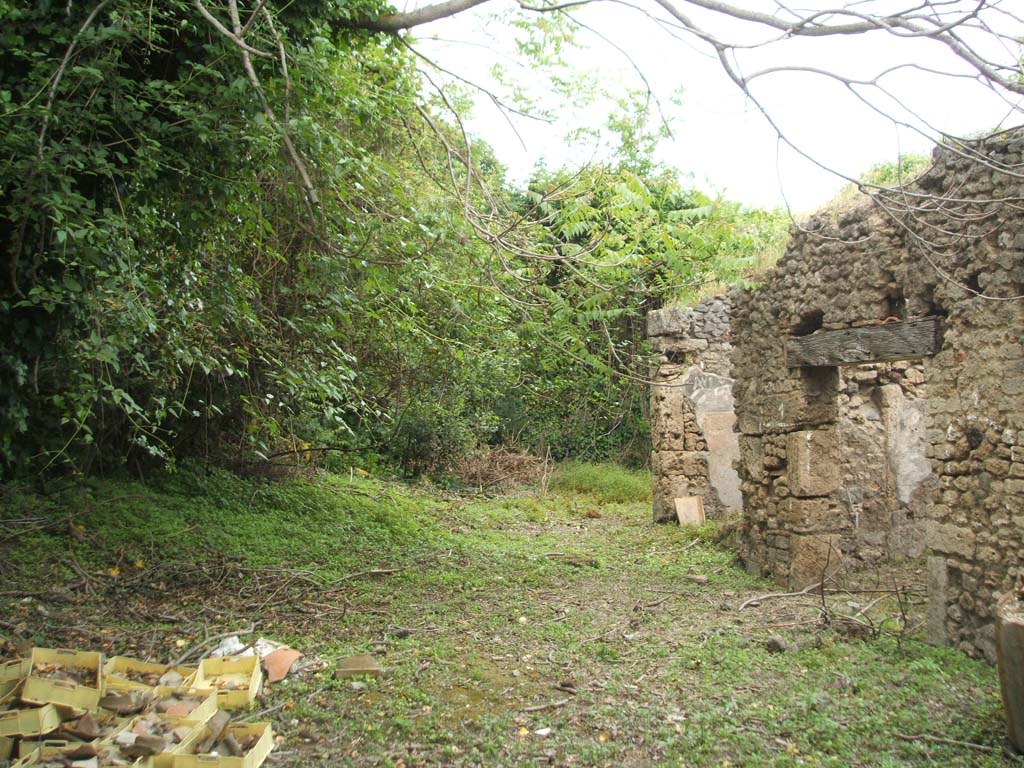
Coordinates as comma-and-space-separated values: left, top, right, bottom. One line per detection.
0, 0, 787, 480
0, 1, 447, 473
494, 157, 785, 464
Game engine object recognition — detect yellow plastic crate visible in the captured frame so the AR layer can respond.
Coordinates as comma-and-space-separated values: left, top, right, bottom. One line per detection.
0, 734, 12, 760
149, 690, 218, 727
104, 657, 197, 693
0, 658, 30, 683
8, 746, 38, 767
16, 738, 89, 759
0, 704, 62, 737
0, 679, 21, 706
191, 657, 261, 710
100, 709, 211, 768
0, 658, 30, 701
22, 648, 103, 712
7, 747, 96, 768
170, 722, 273, 768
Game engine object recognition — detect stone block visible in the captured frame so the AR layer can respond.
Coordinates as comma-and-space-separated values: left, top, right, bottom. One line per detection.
738, 393, 837, 435
1007, 479, 1024, 496
647, 306, 692, 337
778, 497, 844, 534
788, 534, 842, 589
650, 392, 687, 451
650, 336, 709, 354
925, 521, 976, 558
652, 495, 677, 524
652, 450, 708, 478
888, 522, 925, 559
786, 429, 841, 497
926, 556, 949, 646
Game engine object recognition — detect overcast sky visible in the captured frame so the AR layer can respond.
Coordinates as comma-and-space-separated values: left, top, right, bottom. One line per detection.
405, 0, 1022, 212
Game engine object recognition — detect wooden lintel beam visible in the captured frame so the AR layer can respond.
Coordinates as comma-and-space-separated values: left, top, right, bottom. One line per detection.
786, 317, 943, 368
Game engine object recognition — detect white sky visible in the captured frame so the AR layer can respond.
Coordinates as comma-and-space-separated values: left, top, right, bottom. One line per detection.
404, 0, 1023, 212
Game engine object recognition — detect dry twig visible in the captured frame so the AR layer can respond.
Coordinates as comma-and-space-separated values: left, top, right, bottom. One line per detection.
174, 623, 257, 666
521, 697, 571, 713
896, 733, 998, 753
739, 582, 822, 611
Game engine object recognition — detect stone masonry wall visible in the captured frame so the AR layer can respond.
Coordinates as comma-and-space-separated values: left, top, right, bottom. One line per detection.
835, 361, 930, 563
731, 132, 1024, 660
648, 296, 741, 522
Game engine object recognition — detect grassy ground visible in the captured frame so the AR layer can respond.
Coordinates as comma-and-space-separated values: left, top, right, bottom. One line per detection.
0, 465, 1015, 767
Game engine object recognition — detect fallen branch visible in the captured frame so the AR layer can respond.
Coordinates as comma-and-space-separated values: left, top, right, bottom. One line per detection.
739, 582, 822, 611
648, 539, 702, 557
62, 554, 96, 596
642, 596, 671, 610
337, 568, 401, 581
854, 591, 898, 618
896, 733, 998, 753
747, 619, 823, 630
235, 701, 289, 722
522, 697, 570, 713
174, 623, 257, 666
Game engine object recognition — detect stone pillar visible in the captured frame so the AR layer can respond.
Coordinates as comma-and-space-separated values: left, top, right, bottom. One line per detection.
647, 296, 741, 523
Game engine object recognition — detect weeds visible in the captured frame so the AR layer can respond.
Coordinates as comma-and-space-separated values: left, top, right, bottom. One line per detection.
548, 461, 651, 504
0, 464, 1010, 767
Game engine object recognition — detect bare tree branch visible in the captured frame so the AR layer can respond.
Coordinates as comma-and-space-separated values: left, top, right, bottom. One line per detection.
354, 0, 493, 32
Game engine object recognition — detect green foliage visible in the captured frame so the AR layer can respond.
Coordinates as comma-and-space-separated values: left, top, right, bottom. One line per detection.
496, 162, 784, 464
671, 202, 790, 304
858, 154, 932, 187
2, 1, 379, 470
0, 0, 491, 475
1, 471, 1006, 767
829, 153, 933, 209
0, 0, 790, 479
549, 461, 651, 503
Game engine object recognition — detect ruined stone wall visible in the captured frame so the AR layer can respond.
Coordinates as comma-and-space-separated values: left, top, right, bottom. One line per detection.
648, 296, 741, 522
731, 132, 1024, 659
834, 361, 930, 563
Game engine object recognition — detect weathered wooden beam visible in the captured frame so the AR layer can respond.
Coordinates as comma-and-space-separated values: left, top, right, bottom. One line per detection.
786, 317, 943, 368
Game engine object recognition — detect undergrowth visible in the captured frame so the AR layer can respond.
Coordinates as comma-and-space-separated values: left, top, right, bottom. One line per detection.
0, 464, 1012, 767
548, 461, 652, 504
1, 467, 452, 586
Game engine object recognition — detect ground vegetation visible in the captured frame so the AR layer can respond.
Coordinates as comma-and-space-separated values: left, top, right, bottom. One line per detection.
0, 466, 1010, 766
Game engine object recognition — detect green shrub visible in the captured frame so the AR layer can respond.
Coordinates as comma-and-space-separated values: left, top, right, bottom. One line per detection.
549, 461, 651, 504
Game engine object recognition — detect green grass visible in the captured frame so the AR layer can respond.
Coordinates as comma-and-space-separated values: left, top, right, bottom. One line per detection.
548, 461, 652, 504
0, 465, 1013, 767
2, 468, 450, 582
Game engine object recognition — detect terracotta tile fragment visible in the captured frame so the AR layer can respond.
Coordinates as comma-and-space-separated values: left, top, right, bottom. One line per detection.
263, 648, 303, 683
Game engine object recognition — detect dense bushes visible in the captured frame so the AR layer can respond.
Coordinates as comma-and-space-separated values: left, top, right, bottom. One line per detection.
0, 1, 785, 479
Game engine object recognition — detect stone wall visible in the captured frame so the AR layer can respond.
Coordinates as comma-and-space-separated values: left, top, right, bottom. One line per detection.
648, 296, 741, 522
835, 361, 930, 563
730, 132, 1024, 659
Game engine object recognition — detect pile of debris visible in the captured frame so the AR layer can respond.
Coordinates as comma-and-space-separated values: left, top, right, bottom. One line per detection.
0, 646, 278, 767
451, 446, 549, 491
